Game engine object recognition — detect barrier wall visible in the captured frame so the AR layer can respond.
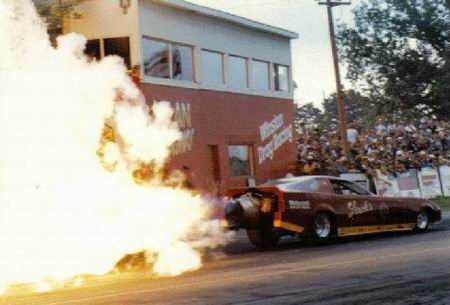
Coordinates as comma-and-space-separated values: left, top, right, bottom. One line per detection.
342, 166, 449, 199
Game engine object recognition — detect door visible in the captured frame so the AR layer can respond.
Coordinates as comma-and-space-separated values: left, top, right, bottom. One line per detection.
207, 145, 221, 195
329, 179, 381, 231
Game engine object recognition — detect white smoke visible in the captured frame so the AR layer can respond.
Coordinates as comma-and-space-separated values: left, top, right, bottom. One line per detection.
0, 0, 228, 293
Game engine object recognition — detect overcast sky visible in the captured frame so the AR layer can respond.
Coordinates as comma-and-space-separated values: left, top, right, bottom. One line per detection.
188, 0, 359, 106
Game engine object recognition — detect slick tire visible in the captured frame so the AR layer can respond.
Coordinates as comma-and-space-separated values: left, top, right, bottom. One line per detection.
313, 212, 335, 242
246, 221, 279, 249
415, 209, 430, 232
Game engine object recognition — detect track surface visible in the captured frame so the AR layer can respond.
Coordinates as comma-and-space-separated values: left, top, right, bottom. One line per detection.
2, 215, 450, 305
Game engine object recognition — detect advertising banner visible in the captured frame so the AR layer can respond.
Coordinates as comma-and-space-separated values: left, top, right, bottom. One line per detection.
418, 167, 443, 198
374, 172, 399, 197
439, 166, 450, 197
397, 169, 422, 198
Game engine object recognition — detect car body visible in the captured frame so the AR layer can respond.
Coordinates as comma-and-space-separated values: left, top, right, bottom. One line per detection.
224, 176, 442, 248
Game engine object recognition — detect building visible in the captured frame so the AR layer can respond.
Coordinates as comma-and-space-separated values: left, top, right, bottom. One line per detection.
65, 0, 299, 194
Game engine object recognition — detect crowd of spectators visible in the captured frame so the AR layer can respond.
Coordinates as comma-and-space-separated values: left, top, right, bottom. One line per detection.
297, 118, 450, 177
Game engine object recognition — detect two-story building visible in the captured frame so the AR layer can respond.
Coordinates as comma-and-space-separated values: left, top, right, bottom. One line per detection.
65, 0, 299, 194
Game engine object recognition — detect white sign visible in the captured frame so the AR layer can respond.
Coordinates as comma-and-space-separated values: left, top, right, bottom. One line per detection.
258, 125, 293, 164
259, 114, 284, 142
418, 167, 443, 199
289, 200, 311, 210
397, 170, 421, 198
440, 166, 450, 197
374, 171, 400, 197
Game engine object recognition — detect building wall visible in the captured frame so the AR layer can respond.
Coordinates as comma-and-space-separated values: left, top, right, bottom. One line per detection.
138, 1, 291, 65
138, 0, 294, 100
65, 0, 141, 67
141, 83, 297, 194
65, 0, 298, 194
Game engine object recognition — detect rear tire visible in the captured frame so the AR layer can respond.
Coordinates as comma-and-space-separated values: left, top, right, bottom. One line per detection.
246, 220, 279, 249
415, 209, 430, 232
313, 213, 335, 241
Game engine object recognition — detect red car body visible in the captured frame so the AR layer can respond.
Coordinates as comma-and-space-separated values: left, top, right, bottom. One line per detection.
224, 176, 441, 247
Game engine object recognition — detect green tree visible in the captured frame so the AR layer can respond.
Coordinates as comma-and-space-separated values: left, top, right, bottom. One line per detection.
32, 0, 82, 41
295, 102, 324, 132
321, 90, 379, 129
337, 0, 450, 119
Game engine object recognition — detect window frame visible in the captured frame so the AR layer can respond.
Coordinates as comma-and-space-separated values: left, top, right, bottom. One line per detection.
171, 42, 195, 82
227, 54, 249, 89
330, 179, 371, 196
273, 63, 290, 92
250, 59, 271, 91
84, 36, 131, 69
103, 36, 131, 69
141, 36, 196, 83
227, 144, 255, 178
200, 49, 226, 87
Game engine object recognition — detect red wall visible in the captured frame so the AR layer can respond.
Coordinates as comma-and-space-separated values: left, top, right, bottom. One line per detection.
141, 83, 297, 195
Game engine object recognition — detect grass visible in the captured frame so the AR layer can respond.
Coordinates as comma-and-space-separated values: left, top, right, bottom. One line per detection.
432, 197, 450, 211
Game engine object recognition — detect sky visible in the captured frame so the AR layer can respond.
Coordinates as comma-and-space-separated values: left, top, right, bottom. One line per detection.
188, 0, 360, 106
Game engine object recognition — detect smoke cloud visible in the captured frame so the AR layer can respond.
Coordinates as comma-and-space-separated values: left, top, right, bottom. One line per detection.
0, 0, 227, 294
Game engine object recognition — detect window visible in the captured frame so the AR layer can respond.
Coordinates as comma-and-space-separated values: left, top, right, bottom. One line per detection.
83, 37, 131, 68
104, 37, 131, 69
142, 38, 170, 79
201, 50, 224, 86
274, 64, 289, 92
172, 44, 194, 81
85, 39, 100, 60
330, 180, 371, 196
287, 178, 333, 193
228, 145, 254, 177
251, 60, 270, 91
142, 37, 194, 82
228, 55, 248, 89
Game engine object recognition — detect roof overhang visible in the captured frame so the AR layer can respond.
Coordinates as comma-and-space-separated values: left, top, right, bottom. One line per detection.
149, 0, 299, 39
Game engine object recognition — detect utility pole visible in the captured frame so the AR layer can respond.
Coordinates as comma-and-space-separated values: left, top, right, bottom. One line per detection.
318, 0, 351, 158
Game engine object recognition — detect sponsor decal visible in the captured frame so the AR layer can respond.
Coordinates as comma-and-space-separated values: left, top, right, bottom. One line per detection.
418, 167, 443, 198
273, 220, 304, 233
347, 200, 374, 218
338, 223, 416, 237
288, 200, 311, 210
440, 166, 450, 196
259, 114, 284, 142
257, 125, 293, 164
170, 102, 195, 155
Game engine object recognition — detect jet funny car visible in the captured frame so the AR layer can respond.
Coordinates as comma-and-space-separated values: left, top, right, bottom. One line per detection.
224, 176, 442, 248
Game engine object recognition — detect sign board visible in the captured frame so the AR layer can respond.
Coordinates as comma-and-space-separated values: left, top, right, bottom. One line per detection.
439, 166, 450, 197
397, 169, 422, 198
418, 167, 443, 199
374, 172, 399, 197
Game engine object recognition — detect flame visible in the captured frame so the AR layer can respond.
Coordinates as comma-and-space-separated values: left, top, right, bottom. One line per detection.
0, 0, 228, 294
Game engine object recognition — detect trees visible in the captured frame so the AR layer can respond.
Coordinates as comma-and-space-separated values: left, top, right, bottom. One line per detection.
295, 102, 324, 132
322, 90, 379, 129
32, 0, 82, 41
338, 0, 450, 119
